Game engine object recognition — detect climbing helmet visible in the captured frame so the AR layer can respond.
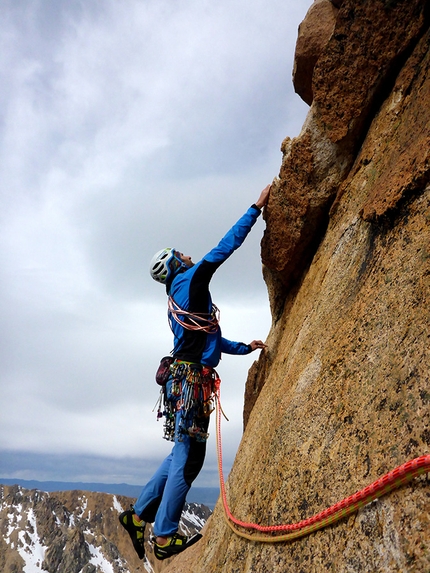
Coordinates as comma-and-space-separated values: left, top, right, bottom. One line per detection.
150, 248, 186, 284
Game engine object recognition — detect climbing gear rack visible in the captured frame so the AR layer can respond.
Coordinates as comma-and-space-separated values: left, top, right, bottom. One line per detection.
155, 360, 221, 442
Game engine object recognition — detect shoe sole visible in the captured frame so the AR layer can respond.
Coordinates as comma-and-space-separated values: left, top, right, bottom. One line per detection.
118, 510, 146, 560
154, 533, 202, 561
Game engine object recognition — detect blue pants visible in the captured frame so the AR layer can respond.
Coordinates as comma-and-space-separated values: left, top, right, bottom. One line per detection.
133, 396, 209, 537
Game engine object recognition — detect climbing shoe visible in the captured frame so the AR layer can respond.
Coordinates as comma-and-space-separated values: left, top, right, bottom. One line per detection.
153, 532, 188, 560
118, 508, 146, 560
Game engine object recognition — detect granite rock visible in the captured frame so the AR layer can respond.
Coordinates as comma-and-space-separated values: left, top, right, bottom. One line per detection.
165, 1, 430, 571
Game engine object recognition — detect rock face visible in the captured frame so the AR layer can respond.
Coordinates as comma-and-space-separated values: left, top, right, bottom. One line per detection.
293, 0, 339, 105
0, 485, 210, 573
165, 1, 430, 572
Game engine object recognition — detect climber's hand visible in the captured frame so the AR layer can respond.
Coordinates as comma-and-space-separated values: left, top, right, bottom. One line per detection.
255, 184, 271, 209
249, 340, 268, 351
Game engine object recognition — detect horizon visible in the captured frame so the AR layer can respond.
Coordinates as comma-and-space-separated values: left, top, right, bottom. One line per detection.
0, 476, 220, 509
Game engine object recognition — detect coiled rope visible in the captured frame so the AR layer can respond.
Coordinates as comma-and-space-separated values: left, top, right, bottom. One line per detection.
215, 391, 430, 543
168, 296, 220, 333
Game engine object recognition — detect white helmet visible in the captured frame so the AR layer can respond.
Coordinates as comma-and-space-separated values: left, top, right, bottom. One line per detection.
150, 248, 176, 284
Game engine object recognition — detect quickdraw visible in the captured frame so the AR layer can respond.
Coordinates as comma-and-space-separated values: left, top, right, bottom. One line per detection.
215, 390, 430, 543
156, 360, 221, 443
168, 296, 220, 333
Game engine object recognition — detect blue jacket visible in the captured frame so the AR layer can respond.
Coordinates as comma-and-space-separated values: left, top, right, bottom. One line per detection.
168, 204, 262, 367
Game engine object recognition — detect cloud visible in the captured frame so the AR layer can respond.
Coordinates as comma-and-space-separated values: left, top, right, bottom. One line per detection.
0, 0, 311, 486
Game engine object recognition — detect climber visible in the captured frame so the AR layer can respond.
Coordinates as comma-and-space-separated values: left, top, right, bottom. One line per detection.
119, 183, 270, 561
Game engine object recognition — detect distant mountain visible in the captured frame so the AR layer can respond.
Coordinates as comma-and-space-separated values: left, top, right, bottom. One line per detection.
0, 483, 212, 573
0, 478, 219, 509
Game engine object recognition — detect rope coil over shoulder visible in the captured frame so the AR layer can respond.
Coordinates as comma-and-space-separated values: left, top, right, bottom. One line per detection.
215, 390, 430, 543
168, 296, 220, 333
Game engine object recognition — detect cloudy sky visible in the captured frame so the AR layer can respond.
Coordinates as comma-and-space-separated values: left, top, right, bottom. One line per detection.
0, 0, 310, 490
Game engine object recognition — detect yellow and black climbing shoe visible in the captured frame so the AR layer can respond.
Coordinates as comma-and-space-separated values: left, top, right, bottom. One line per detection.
118, 508, 146, 560
153, 532, 188, 560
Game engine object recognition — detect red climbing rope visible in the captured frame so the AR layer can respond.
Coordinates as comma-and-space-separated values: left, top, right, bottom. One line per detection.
215, 390, 430, 542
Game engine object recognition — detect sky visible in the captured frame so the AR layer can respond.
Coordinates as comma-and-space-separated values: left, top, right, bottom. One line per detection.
0, 0, 311, 490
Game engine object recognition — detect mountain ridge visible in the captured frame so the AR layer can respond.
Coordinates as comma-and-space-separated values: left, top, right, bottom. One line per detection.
0, 482, 211, 573
0, 478, 219, 509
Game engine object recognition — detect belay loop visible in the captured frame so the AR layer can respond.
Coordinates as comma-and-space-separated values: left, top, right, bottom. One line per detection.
168, 296, 220, 333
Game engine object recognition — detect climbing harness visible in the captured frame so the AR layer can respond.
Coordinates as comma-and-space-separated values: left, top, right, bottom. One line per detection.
215, 390, 430, 543
168, 296, 220, 333
155, 360, 221, 443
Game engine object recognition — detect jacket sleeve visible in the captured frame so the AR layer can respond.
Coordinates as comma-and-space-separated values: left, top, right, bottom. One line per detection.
203, 205, 261, 265
220, 337, 252, 355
